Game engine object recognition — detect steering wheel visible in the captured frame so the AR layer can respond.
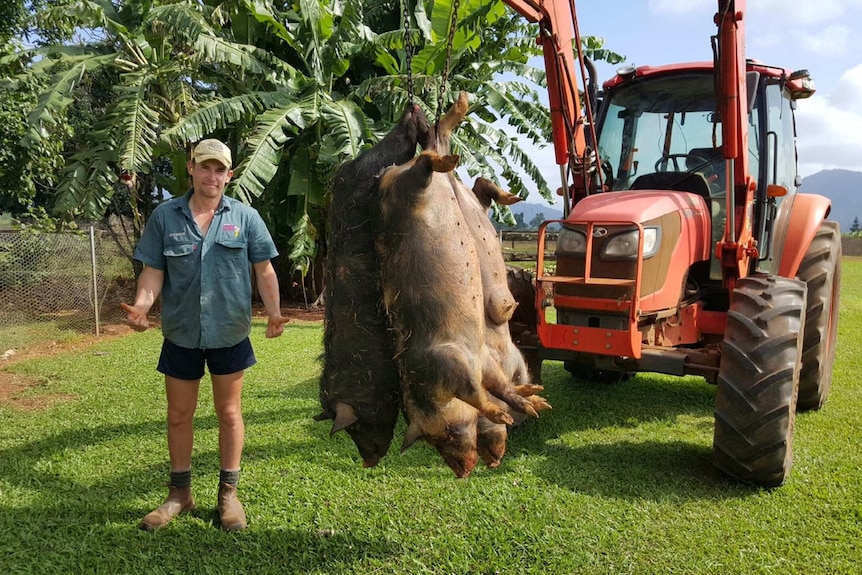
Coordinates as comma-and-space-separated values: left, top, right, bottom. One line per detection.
600, 158, 614, 190
654, 153, 690, 172
685, 153, 715, 176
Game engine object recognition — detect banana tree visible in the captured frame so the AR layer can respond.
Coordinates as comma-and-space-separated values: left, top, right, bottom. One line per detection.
7, 0, 282, 229
7, 0, 621, 295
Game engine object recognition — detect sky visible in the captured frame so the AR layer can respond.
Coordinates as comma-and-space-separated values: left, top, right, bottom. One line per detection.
512, 0, 862, 205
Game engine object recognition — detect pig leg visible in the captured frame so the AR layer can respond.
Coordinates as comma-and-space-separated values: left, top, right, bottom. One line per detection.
379, 150, 459, 198
428, 342, 515, 426
503, 347, 549, 408
432, 91, 470, 154
480, 349, 542, 418
499, 354, 552, 413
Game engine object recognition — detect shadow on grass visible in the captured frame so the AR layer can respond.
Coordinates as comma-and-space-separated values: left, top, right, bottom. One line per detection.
0, 362, 759, 566
497, 361, 761, 500
0, 402, 402, 573
2, 501, 400, 573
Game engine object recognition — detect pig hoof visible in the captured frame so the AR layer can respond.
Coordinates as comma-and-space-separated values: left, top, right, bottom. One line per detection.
530, 396, 552, 412
487, 410, 514, 426
514, 384, 544, 396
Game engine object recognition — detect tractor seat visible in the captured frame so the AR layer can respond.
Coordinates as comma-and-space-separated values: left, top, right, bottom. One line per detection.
630, 171, 712, 201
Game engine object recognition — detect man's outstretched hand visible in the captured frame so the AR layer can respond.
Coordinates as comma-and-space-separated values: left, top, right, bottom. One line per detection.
120, 302, 149, 332
266, 314, 290, 338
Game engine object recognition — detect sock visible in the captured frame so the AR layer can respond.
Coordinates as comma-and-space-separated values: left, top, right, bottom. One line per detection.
220, 469, 240, 487
170, 469, 191, 488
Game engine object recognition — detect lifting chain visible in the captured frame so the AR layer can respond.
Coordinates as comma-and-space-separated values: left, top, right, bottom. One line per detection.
402, 0, 415, 106
435, 0, 460, 127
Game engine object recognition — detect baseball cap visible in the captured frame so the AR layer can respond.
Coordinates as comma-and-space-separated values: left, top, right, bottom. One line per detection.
192, 138, 232, 169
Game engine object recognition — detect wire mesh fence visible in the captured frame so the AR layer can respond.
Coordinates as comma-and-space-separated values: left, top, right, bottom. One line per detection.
0, 225, 139, 353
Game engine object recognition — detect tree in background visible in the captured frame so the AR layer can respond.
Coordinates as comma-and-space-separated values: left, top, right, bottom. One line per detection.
528, 212, 546, 230
2, 0, 622, 298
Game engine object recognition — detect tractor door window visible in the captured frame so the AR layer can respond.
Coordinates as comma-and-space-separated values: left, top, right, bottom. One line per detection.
764, 83, 797, 191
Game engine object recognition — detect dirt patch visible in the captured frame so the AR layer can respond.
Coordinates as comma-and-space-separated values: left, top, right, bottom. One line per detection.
0, 372, 78, 411
253, 303, 325, 323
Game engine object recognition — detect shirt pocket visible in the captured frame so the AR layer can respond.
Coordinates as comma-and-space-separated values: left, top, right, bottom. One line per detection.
163, 243, 198, 286
214, 238, 248, 279
163, 244, 196, 258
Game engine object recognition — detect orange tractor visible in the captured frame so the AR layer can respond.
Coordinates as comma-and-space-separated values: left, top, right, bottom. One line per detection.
504, 0, 841, 486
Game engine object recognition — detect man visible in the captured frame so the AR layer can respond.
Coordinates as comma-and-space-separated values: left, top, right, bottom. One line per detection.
121, 138, 288, 531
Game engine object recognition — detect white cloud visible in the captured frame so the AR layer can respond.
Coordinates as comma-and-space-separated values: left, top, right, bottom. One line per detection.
828, 63, 862, 108
750, 0, 856, 24
795, 65, 862, 176
802, 25, 850, 55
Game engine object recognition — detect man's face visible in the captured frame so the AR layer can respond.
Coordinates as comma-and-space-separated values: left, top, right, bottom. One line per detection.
187, 159, 232, 199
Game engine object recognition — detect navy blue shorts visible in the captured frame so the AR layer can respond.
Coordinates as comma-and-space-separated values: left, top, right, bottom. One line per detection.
157, 338, 257, 380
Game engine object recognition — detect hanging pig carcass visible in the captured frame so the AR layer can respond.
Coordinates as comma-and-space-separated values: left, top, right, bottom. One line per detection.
460, 175, 553, 465
375, 148, 513, 477
453, 174, 550, 410
374, 95, 541, 476
317, 104, 429, 467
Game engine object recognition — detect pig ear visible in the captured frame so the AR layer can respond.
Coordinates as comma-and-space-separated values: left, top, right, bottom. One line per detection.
330, 402, 358, 435
401, 421, 425, 452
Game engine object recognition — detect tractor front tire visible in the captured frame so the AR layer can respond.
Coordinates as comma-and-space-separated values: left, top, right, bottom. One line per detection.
713, 274, 806, 487
796, 220, 842, 411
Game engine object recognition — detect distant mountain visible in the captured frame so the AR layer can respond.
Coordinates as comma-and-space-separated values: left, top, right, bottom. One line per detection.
799, 169, 862, 233
503, 199, 563, 230
518, 200, 562, 222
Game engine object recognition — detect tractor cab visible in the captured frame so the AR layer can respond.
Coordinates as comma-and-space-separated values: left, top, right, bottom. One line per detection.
593, 62, 814, 282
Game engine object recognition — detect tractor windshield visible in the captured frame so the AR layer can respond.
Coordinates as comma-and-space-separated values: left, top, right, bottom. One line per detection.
599, 73, 725, 194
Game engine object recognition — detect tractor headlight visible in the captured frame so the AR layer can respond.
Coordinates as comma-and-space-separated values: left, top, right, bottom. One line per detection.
556, 227, 587, 256
602, 227, 660, 259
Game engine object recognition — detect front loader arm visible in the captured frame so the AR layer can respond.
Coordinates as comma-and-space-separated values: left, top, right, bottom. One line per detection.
504, 0, 594, 211
714, 0, 755, 289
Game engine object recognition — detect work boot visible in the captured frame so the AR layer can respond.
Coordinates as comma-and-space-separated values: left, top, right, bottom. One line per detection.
139, 485, 195, 531
217, 482, 247, 531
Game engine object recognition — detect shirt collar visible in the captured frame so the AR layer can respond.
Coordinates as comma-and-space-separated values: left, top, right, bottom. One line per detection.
175, 189, 231, 215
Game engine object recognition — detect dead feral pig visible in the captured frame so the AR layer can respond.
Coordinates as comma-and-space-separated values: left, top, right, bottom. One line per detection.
317, 104, 429, 467
376, 149, 515, 477
451, 173, 551, 418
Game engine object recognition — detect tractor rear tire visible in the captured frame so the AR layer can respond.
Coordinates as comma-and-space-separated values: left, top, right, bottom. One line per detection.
506, 266, 541, 380
506, 266, 537, 339
713, 274, 806, 487
796, 220, 842, 411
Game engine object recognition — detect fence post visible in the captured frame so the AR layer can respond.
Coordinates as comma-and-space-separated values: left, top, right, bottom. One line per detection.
90, 226, 100, 336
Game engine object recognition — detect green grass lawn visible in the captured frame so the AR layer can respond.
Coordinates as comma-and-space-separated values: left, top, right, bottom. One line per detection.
1, 262, 861, 574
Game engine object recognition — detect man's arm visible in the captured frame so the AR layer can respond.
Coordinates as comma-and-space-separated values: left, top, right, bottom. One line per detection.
120, 265, 164, 332
253, 259, 288, 338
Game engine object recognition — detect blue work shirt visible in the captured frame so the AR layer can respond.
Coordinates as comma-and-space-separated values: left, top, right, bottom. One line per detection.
133, 190, 278, 349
